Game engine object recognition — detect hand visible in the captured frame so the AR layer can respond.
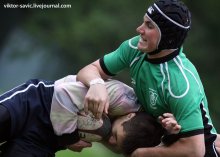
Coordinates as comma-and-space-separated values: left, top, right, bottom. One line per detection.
84, 84, 109, 119
67, 140, 92, 152
158, 113, 181, 134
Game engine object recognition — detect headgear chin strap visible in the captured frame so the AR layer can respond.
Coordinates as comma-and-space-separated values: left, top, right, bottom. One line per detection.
148, 49, 161, 55
146, 0, 191, 55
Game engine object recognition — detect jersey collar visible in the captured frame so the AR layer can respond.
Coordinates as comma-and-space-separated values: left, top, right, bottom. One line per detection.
144, 48, 180, 64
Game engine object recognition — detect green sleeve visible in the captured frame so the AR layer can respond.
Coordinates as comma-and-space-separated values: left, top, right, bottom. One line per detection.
103, 36, 140, 75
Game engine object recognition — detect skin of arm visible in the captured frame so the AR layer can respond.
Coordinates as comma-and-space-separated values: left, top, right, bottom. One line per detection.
215, 134, 220, 154
131, 134, 205, 157
77, 60, 111, 119
77, 60, 110, 86
67, 140, 92, 152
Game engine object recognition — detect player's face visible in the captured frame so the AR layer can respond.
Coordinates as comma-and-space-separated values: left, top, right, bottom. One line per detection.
107, 113, 135, 152
136, 15, 160, 53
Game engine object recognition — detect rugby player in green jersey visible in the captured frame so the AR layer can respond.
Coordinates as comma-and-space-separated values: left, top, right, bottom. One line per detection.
77, 0, 219, 156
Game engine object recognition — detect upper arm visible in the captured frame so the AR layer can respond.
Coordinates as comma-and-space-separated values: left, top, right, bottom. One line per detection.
76, 59, 111, 86
91, 59, 111, 79
77, 36, 138, 83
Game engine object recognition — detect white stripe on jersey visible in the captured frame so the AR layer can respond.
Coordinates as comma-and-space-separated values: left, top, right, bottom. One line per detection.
160, 56, 202, 99
128, 37, 138, 49
0, 81, 54, 103
166, 58, 190, 98
160, 64, 167, 104
177, 56, 202, 94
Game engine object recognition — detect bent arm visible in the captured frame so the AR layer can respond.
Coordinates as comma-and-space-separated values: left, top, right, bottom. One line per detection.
77, 60, 112, 119
132, 134, 205, 157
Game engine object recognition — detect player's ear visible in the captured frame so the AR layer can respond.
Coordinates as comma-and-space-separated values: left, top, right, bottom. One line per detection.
108, 135, 117, 145
126, 112, 136, 119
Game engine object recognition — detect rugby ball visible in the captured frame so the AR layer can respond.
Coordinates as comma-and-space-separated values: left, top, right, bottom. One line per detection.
77, 112, 112, 142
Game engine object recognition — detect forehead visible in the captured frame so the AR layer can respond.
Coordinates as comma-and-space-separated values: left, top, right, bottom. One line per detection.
144, 15, 150, 21
113, 122, 126, 150
144, 14, 155, 25
143, 14, 160, 33
115, 128, 126, 151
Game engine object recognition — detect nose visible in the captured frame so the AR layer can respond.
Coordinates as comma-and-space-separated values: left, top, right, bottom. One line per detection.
136, 23, 144, 34
108, 136, 117, 145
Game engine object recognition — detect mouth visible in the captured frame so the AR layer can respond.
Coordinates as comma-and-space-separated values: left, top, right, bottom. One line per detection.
139, 37, 147, 44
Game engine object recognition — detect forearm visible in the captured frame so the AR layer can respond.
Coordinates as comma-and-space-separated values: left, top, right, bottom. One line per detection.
76, 60, 111, 118
132, 135, 205, 157
133, 145, 193, 157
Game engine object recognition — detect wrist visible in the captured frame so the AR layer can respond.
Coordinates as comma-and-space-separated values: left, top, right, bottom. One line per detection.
89, 78, 105, 86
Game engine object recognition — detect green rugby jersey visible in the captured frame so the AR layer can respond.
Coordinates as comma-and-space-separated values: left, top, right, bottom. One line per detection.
100, 35, 217, 142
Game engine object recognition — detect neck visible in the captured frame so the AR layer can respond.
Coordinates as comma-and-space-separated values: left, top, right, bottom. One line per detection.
147, 49, 177, 59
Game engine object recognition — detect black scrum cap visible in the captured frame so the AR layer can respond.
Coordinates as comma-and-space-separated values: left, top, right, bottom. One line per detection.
146, 0, 191, 54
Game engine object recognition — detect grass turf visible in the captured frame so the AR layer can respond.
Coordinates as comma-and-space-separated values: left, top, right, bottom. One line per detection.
56, 142, 123, 157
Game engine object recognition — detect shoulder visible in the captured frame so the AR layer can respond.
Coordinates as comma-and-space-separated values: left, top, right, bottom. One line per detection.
163, 53, 204, 101
121, 35, 140, 50
116, 36, 142, 60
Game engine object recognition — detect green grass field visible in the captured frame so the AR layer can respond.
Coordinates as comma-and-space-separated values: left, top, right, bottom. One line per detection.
56, 142, 123, 157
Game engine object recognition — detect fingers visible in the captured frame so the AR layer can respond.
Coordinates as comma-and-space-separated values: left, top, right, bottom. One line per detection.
162, 118, 177, 126
158, 113, 181, 134
84, 99, 89, 114
159, 113, 177, 126
67, 140, 92, 152
78, 110, 87, 116
104, 101, 109, 114
83, 84, 109, 119
84, 97, 107, 119
174, 124, 181, 131
94, 99, 108, 119
163, 113, 175, 119
158, 116, 164, 122
169, 124, 181, 134
80, 140, 92, 147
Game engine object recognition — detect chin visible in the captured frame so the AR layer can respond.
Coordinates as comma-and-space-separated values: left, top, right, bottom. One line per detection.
137, 47, 147, 53
137, 44, 148, 52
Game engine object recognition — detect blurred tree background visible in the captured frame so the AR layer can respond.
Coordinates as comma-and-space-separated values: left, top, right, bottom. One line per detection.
0, 0, 220, 156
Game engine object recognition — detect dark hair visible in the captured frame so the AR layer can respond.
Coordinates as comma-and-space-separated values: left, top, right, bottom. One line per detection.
121, 112, 164, 155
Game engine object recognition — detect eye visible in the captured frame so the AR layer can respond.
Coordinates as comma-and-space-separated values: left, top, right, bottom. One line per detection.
146, 21, 155, 29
